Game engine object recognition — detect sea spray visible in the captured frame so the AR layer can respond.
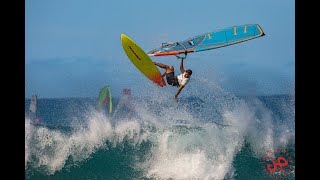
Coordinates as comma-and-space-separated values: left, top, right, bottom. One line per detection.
25, 78, 294, 179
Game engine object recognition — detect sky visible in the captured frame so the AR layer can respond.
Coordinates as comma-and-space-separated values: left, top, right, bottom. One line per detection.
25, 0, 295, 98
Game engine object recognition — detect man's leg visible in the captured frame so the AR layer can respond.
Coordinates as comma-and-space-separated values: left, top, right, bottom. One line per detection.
154, 62, 168, 69
154, 62, 174, 73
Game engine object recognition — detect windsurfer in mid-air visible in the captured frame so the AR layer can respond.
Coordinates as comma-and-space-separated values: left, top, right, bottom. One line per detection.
154, 58, 192, 99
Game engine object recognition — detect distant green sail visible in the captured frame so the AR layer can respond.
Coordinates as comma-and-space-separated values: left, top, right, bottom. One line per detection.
97, 86, 112, 114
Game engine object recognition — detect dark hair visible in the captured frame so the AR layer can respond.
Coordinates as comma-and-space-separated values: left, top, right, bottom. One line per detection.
186, 69, 192, 75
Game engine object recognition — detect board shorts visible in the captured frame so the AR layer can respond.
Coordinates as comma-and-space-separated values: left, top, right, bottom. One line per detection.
165, 72, 179, 86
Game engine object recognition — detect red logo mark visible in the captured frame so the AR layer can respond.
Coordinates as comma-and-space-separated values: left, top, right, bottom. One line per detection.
261, 148, 294, 179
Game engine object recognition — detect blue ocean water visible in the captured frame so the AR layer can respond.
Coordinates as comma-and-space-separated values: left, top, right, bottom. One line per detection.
25, 83, 295, 180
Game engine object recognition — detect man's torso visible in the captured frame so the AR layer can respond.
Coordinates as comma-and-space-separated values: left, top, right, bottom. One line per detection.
177, 72, 190, 86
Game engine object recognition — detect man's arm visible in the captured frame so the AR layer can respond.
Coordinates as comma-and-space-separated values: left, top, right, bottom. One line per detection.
179, 59, 185, 73
175, 85, 185, 98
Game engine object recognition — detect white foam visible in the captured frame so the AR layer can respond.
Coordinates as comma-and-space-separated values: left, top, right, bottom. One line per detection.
113, 120, 141, 146
25, 109, 149, 175
25, 117, 33, 168
143, 123, 244, 180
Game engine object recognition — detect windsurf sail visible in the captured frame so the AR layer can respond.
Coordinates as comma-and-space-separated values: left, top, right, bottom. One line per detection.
97, 86, 112, 114
121, 88, 133, 110
29, 95, 37, 113
123, 88, 131, 96
29, 95, 41, 123
148, 24, 265, 57
112, 88, 134, 120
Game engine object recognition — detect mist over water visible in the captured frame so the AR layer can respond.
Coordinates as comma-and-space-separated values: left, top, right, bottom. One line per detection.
25, 77, 295, 179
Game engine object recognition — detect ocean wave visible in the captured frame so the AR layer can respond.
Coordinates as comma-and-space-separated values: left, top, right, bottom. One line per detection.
25, 79, 294, 179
